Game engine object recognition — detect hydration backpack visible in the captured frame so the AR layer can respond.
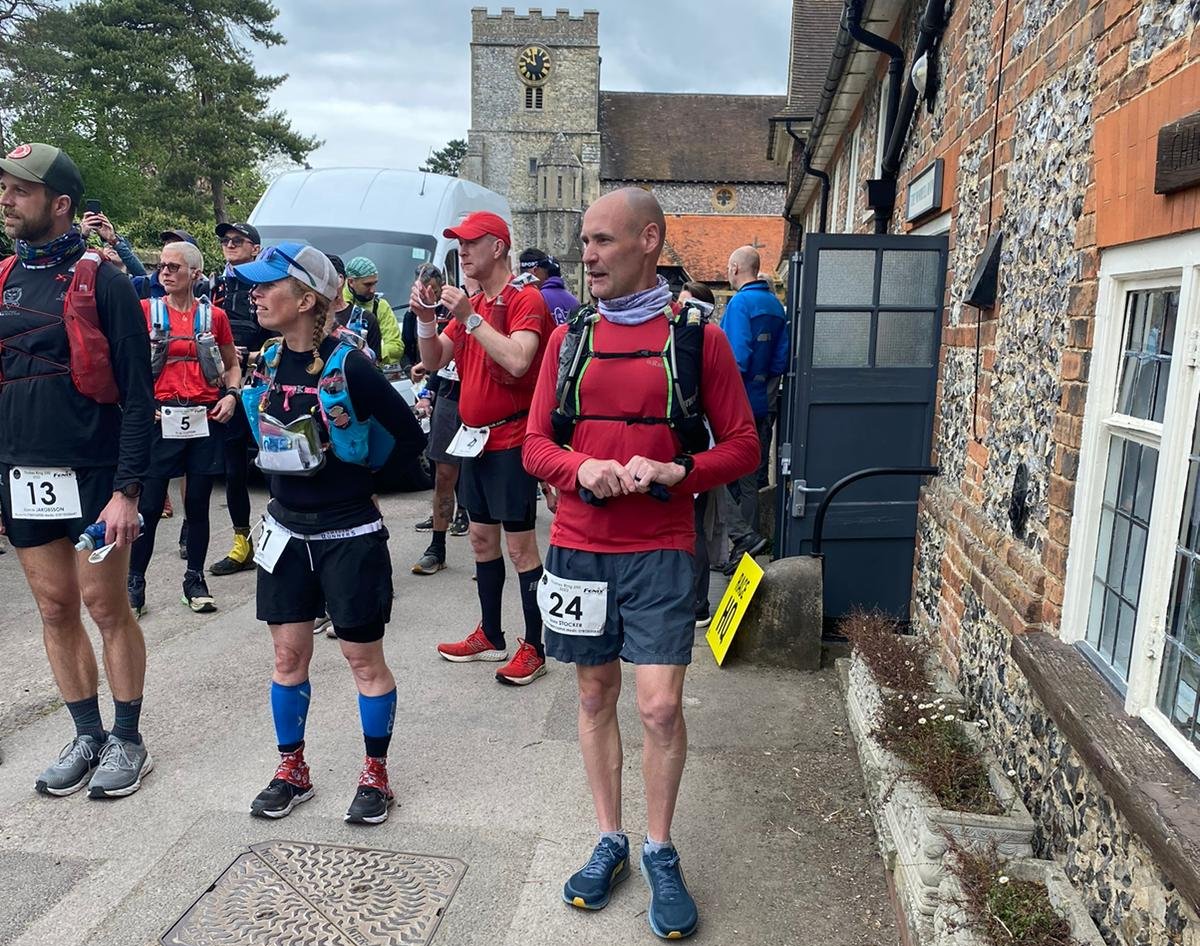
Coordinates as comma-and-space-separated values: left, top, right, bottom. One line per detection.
550, 302, 709, 455
148, 296, 224, 386
242, 337, 394, 471
0, 251, 120, 403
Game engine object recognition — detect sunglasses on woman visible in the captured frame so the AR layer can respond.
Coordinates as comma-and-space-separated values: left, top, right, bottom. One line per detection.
155, 261, 186, 275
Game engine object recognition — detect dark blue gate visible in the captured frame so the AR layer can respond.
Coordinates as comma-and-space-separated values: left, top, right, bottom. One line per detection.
775, 233, 948, 626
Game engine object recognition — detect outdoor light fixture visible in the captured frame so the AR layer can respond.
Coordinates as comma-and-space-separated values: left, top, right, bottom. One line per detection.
911, 51, 930, 98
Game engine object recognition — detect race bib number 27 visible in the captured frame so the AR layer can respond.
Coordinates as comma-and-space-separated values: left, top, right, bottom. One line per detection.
9, 467, 82, 520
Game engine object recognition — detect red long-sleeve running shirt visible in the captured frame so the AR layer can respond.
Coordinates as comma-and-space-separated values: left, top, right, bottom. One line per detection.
523, 315, 760, 554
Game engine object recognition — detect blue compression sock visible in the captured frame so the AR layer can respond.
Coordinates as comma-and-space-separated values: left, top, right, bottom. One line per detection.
270, 680, 311, 753
358, 688, 397, 759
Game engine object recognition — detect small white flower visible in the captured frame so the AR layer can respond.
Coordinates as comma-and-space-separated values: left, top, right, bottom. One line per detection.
978, 720, 989, 728
918, 717, 927, 725
944, 714, 955, 721
998, 876, 1010, 885
1007, 769, 1017, 777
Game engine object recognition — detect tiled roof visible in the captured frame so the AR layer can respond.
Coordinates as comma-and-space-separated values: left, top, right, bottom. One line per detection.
657, 215, 788, 283
778, 0, 844, 119
599, 92, 788, 183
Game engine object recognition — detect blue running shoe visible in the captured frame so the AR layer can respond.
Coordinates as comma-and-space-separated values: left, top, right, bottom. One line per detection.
641, 846, 699, 939
563, 836, 630, 910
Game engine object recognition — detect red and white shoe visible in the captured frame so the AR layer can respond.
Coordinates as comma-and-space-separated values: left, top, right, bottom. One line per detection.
495, 639, 548, 686
345, 757, 394, 824
436, 625, 508, 662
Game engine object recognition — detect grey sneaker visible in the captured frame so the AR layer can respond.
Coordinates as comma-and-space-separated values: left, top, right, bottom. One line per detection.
35, 733, 104, 796
87, 735, 153, 799
411, 544, 446, 575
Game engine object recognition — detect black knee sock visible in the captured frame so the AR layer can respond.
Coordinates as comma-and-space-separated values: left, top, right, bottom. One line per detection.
476, 557, 506, 649
112, 697, 143, 744
431, 530, 447, 557
518, 566, 545, 656
66, 695, 106, 741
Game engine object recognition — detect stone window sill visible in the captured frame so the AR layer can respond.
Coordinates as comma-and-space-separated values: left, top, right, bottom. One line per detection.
1011, 632, 1200, 916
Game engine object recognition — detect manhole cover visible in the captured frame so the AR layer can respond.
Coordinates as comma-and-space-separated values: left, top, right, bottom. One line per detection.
161, 840, 467, 946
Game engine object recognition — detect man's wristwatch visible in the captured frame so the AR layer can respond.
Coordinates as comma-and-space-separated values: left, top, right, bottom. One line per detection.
464, 313, 484, 334
117, 482, 142, 499
672, 455, 695, 479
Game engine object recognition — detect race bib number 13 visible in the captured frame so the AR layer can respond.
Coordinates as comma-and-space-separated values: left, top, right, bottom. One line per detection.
9, 467, 82, 520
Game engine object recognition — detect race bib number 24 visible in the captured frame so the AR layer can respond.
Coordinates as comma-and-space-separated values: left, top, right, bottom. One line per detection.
537, 570, 608, 636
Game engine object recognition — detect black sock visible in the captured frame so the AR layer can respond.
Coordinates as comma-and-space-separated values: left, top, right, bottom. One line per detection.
431, 530, 447, 557
112, 697, 143, 744
518, 566, 545, 656
476, 557, 506, 649
66, 695, 106, 741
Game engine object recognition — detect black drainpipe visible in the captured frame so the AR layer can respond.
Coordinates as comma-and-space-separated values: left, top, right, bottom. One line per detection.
882, 0, 948, 180
788, 121, 830, 233
845, 0, 904, 233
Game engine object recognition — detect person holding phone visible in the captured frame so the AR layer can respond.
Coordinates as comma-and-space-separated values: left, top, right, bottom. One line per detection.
79, 200, 147, 278
126, 241, 240, 616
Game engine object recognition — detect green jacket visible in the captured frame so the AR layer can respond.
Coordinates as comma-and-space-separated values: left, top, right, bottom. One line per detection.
344, 286, 403, 364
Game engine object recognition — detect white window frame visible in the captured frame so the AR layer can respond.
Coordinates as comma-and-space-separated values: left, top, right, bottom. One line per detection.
830, 155, 844, 235
844, 124, 862, 234
1062, 229, 1200, 778
874, 84, 888, 178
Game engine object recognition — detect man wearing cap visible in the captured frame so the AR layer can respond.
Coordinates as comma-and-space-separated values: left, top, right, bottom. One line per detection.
0, 143, 156, 799
519, 247, 580, 326
205, 221, 267, 577
411, 210, 551, 686
343, 256, 403, 365
328, 255, 383, 358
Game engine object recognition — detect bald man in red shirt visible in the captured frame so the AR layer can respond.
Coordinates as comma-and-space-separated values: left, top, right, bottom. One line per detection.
524, 188, 758, 939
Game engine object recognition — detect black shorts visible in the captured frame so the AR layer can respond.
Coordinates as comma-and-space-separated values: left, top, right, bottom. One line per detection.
0, 463, 115, 550
457, 446, 538, 527
426, 391, 462, 466
256, 520, 393, 641
147, 416, 226, 479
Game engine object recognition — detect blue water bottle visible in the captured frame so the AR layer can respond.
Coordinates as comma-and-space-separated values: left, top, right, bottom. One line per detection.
75, 515, 145, 552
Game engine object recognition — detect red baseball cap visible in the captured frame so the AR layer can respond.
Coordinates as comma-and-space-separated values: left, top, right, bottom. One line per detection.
444, 211, 511, 246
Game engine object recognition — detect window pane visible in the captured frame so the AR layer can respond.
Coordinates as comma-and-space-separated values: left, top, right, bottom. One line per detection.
1116, 287, 1180, 421
1158, 397, 1200, 747
876, 311, 934, 366
816, 250, 875, 305
1088, 434, 1158, 685
813, 311, 871, 367
879, 251, 942, 307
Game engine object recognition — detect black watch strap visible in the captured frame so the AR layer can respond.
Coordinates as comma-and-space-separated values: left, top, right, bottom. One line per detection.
118, 482, 142, 499
673, 454, 695, 478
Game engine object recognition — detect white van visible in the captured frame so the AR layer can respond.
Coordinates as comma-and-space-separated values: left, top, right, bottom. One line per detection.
248, 167, 512, 306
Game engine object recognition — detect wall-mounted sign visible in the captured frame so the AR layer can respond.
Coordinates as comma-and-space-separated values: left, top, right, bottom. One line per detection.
1155, 111, 1200, 195
905, 158, 943, 223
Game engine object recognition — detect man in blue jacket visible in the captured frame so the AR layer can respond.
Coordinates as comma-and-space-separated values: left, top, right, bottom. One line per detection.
720, 246, 788, 563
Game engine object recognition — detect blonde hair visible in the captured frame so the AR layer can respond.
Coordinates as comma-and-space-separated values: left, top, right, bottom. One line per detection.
162, 240, 203, 272
282, 276, 332, 375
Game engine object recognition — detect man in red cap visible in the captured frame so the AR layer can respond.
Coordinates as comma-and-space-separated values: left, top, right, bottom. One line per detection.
411, 211, 552, 686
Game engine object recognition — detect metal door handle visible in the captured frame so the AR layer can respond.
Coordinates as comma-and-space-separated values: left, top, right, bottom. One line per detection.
790, 480, 826, 519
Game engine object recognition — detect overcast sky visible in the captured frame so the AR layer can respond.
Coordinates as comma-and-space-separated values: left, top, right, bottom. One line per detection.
255, 1, 791, 170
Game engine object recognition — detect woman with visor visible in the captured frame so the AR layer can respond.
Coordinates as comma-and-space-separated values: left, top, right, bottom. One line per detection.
234, 243, 425, 824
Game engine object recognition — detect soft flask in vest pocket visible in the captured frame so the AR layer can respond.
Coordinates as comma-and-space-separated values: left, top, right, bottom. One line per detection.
318, 343, 395, 469
254, 412, 325, 475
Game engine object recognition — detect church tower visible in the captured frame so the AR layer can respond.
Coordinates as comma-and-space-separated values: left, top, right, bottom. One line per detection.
462, 7, 601, 295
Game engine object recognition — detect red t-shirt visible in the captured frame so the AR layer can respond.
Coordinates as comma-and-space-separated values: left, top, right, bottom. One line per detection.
443, 284, 551, 451
523, 316, 760, 554
141, 299, 233, 403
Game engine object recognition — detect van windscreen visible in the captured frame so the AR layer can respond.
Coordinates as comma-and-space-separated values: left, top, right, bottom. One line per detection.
255, 226, 438, 308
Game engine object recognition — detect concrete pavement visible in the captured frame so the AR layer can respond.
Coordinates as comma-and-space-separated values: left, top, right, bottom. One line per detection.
0, 487, 896, 946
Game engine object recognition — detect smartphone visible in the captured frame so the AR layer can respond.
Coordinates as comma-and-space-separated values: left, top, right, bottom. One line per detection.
85, 199, 102, 215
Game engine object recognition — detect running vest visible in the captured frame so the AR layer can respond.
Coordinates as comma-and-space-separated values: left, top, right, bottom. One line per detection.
551, 303, 709, 455
336, 305, 376, 361
0, 250, 120, 403
242, 337, 395, 470
148, 296, 224, 386
452, 281, 543, 394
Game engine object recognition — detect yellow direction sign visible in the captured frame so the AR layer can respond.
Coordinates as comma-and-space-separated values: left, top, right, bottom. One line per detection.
706, 553, 764, 666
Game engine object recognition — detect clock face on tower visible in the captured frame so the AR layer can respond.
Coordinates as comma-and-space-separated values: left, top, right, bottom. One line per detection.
516, 45, 552, 86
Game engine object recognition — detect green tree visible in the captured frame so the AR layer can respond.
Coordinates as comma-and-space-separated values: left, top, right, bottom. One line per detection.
0, 0, 317, 225
420, 139, 468, 177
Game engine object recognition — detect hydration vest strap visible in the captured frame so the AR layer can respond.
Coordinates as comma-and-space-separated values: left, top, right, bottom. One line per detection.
484, 409, 529, 430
